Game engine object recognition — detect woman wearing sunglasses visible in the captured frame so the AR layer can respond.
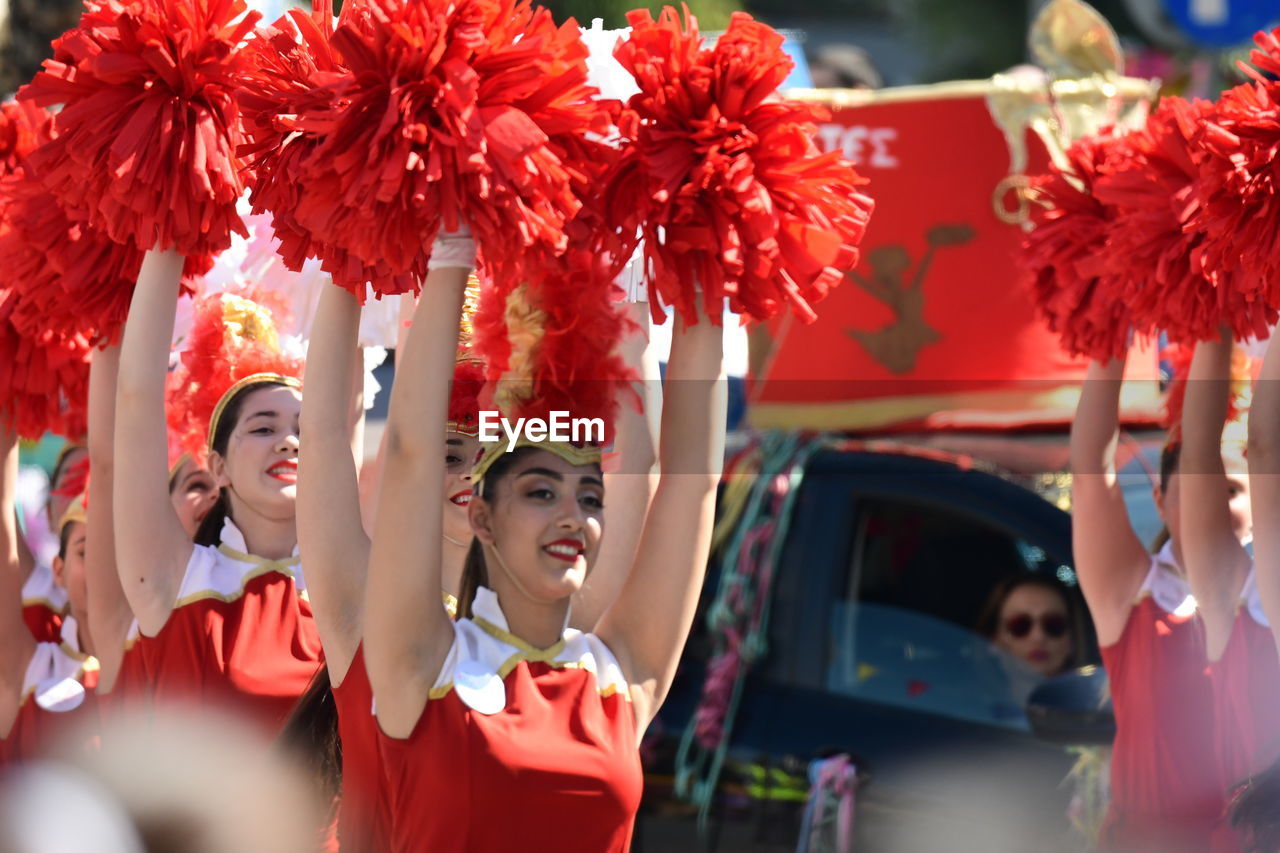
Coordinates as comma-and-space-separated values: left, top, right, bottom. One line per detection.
977, 575, 1080, 679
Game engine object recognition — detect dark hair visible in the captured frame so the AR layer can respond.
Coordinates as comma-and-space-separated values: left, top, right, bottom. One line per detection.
1150, 441, 1183, 553
975, 573, 1084, 670
278, 667, 342, 804
57, 519, 79, 560
193, 379, 292, 548
1231, 756, 1280, 853
456, 447, 537, 619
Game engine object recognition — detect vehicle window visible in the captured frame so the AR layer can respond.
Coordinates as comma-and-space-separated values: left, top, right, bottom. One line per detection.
827, 496, 1076, 731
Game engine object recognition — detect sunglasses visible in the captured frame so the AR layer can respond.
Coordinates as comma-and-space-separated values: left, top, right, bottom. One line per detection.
1004, 613, 1069, 639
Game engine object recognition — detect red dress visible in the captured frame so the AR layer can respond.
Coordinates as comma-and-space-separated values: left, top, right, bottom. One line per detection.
377, 587, 643, 853
332, 645, 385, 853
0, 616, 99, 766
21, 562, 67, 644
1098, 544, 1222, 852
98, 620, 152, 730
1210, 569, 1280, 786
144, 519, 323, 733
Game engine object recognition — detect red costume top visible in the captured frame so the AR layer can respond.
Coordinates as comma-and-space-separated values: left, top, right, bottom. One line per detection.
378, 587, 643, 853
0, 616, 99, 766
1099, 543, 1221, 853
1211, 569, 1280, 787
144, 519, 322, 733
21, 562, 67, 644
332, 645, 385, 853
98, 620, 152, 730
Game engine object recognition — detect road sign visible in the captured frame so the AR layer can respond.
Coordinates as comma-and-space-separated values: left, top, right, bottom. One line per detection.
1160, 0, 1280, 48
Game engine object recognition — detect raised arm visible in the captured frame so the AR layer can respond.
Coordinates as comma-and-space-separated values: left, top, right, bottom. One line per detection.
570, 303, 660, 632
1069, 357, 1150, 647
1181, 336, 1251, 661
597, 311, 725, 732
0, 427, 37, 737
113, 250, 195, 636
1249, 335, 1280, 654
365, 269, 469, 738
297, 285, 368, 685
84, 345, 133, 691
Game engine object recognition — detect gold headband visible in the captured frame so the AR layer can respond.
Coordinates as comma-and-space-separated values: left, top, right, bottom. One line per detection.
470, 437, 603, 486
57, 494, 87, 534
207, 373, 303, 452
167, 452, 193, 486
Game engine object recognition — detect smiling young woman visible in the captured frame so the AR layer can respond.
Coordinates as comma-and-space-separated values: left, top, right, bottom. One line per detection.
361, 254, 725, 852
111, 250, 321, 734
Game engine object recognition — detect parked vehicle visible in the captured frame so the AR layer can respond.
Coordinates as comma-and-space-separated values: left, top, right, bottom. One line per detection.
638, 431, 1160, 853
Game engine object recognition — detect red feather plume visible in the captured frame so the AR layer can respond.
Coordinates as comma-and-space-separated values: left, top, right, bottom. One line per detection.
166, 289, 304, 465
18, 0, 258, 256
1186, 29, 1280, 334
604, 7, 873, 326
1161, 343, 1253, 446
448, 357, 486, 435
1021, 131, 1135, 360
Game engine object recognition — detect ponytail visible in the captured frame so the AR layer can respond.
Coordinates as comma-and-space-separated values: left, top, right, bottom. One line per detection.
278, 667, 342, 803
192, 488, 231, 548
457, 538, 489, 621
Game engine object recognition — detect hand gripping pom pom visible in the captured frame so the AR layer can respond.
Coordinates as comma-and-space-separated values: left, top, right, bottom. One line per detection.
605, 7, 873, 327
18, 0, 259, 256
1021, 132, 1137, 360
1185, 30, 1280, 338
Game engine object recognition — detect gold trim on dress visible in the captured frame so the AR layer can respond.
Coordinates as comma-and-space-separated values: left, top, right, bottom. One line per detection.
171, 546, 303, 610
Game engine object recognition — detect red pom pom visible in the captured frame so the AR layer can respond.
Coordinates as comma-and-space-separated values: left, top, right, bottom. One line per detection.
1021, 132, 1134, 360
244, 0, 602, 297
18, 0, 258, 256
166, 289, 304, 464
1185, 34, 1280, 336
0, 100, 48, 178
605, 7, 873, 326
0, 165, 208, 346
238, 3, 419, 298
1089, 97, 1250, 346
0, 288, 92, 440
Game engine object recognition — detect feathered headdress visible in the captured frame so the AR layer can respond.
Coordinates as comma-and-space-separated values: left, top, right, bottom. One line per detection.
166, 289, 303, 466
53, 456, 90, 534
448, 277, 485, 437
1161, 343, 1254, 449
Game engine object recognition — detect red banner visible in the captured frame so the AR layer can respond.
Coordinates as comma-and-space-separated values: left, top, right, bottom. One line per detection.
747, 84, 1161, 432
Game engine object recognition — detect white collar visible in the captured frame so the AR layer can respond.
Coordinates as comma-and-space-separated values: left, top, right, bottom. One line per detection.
470, 586, 573, 638
1149, 541, 1196, 617
219, 517, 300, 558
